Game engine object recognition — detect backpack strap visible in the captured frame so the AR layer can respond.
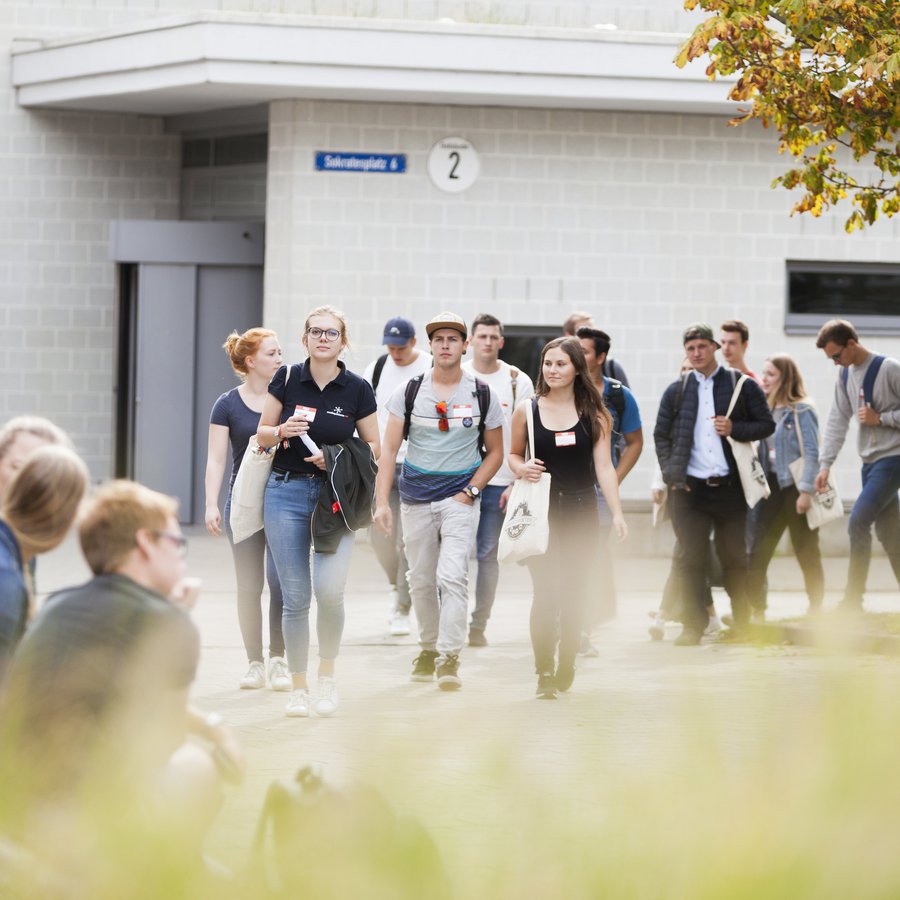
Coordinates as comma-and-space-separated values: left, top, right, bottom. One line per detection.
475, 378, 490, 460
402, 374, 425, 441
371, 353, 388, 394
605, 378, 626, 433
509, 366, 519, 408
842, 355, 885, 406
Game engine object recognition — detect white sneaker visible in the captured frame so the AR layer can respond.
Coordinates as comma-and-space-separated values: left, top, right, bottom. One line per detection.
314, 676, 339, 717
704, 615, 723, 636
239, 660, 265, 690
388, 610, 411, 637
285, 689, 310, 717
268, 656, 292, 692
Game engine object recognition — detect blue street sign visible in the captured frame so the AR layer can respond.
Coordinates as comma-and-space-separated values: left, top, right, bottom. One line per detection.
315, 152, 407, 174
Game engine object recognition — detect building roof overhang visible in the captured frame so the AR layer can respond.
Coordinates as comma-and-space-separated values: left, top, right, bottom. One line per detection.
12, 12, 737, 117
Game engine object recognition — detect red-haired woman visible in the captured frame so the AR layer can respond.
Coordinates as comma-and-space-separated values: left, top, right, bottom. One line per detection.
205, 327, 289, 693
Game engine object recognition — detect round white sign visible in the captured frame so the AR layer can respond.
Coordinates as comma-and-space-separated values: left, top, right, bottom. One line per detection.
427, 136, 480, 193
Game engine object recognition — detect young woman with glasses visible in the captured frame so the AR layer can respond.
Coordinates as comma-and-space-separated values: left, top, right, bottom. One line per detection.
257, 306, 379, 718
509, 337, 627, 699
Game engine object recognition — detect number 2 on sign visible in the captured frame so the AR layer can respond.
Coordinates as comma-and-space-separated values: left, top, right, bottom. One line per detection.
448, 152, 460, 180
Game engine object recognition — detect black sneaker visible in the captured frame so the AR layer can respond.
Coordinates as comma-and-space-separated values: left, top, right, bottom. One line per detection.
468, 628, 487, 647
536, 672, 557, 700
410, 650, 439, 682
555, 663, 575, 693
436, 654, 462, 691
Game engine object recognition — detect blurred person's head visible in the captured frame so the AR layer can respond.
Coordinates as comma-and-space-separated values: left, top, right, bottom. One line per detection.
762, 354, 808, 409
79, 481, 185, 597
562, 311, 593, 336
719, 320, 750, 369
381, 317, 418, 365
0, 416, 72, 499
469, 314, 505, 366
223, 328, 281, 381
1, 445, 88, 561
576, 326, 611, 382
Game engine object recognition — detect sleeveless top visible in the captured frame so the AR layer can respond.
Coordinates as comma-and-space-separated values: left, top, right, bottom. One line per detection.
531, 400, 596, 492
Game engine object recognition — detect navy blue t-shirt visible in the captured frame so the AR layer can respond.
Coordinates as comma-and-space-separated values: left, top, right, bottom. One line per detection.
209, 387, 263, 484
268, 361, 377, 475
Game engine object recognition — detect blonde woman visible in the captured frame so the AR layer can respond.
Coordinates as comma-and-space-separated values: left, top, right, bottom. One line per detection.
0, 445, 88, 678
205, 327, 290, 692
748, 354, 824, 616
0, 416, 72, 500
509, 337, 627, 699
257, 306, 379, 718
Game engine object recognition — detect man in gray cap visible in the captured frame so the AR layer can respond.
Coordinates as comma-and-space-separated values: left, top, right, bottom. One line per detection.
374, 312, 504, 691
363, 317, 431, 636
654, 323, 774, 645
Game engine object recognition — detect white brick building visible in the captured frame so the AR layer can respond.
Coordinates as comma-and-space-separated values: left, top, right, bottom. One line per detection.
4, 1, 900, 521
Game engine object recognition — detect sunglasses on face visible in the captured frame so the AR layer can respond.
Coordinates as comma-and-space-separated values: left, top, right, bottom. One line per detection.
435, 401, 449, 432
830, 347, 845, 362
307, 327, 341, 342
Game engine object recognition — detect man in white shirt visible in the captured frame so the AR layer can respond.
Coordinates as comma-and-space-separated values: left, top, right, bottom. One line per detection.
363, 317, 431, 636
462, 314, 535, 646
654, 324, 774, 645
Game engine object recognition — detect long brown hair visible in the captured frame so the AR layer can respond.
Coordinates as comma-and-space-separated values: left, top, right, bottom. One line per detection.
765, 354, 809, 409
535, 337, 611, 443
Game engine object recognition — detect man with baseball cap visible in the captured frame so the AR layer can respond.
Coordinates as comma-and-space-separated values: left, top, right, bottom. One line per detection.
374, 312, 504, 690
654, 323, 774, 645
364, 317, 431, 636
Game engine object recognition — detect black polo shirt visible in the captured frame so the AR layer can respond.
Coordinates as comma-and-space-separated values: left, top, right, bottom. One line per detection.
269, 361, 377, 475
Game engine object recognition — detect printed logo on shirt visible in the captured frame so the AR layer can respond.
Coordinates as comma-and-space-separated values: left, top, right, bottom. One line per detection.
326, 405, 348, 418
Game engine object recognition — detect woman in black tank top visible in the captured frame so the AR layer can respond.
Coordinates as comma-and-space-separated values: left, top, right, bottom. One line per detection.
509, 338, 627, 699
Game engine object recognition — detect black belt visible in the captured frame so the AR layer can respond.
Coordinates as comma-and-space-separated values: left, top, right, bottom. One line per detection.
686, 474, 733, 488
273, 469, 323, 482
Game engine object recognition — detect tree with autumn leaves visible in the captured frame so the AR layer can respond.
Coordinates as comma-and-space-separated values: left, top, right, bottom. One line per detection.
676, 0, 900, 232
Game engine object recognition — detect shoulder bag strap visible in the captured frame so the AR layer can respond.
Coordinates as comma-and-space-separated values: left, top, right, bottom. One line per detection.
725, 373, 748, 419
525, 398, 537, 462
793, 406, 804, 460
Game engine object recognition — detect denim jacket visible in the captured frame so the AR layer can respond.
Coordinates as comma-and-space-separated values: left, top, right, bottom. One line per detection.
0, 518, 27, 680
765, 401, 820, 493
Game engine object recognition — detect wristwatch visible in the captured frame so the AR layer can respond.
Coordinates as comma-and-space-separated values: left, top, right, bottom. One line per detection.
464, 485, 481, 500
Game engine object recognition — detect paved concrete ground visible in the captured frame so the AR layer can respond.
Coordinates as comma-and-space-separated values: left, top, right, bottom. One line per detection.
37, 530, 900, 878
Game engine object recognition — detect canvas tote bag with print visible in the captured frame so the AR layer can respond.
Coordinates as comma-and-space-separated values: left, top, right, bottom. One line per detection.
787, 407, 843, 530
498, 399, 551, 564
725, 373, 771, 509
230, 365, 292, 543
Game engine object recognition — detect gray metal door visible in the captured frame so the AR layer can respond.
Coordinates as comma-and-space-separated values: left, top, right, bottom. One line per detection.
111, 221, 264, 523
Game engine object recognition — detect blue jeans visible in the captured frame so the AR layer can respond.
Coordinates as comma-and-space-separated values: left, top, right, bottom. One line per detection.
224, 489, 284, 663
470, 483, 507, 632
263, 472, 355, 675
845, 455, 900, 605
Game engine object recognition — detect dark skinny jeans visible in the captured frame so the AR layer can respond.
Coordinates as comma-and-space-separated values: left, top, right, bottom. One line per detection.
527, 487, 601, 674
747, 476, 824, 612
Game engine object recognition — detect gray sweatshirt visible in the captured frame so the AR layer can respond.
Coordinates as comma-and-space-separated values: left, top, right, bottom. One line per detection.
820, 351, 900, 468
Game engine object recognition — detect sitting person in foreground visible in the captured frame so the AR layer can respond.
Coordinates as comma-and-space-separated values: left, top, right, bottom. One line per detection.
0, 480, 245, 880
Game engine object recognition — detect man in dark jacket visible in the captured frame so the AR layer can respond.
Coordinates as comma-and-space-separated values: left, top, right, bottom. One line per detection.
654, 323, 775, 645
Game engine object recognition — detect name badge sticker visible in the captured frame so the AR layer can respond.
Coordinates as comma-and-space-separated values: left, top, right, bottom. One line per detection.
452, 404, 473, 418
294, 405, 317, 422
555, 431, 576, 447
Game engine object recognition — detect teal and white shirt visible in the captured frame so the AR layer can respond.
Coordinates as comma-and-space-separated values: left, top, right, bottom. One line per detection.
387, 370, 504, 503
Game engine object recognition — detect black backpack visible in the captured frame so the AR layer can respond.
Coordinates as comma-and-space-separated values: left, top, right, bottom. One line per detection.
403, 374, 491, 459
605, 378, 626, 436
370, 353, 389, 393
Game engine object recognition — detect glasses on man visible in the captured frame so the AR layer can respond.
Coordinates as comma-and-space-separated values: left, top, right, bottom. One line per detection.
830, 347, 845, 362
306, 327, 341, 342
152, 530, 189, 556
435, 401, 449, 432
